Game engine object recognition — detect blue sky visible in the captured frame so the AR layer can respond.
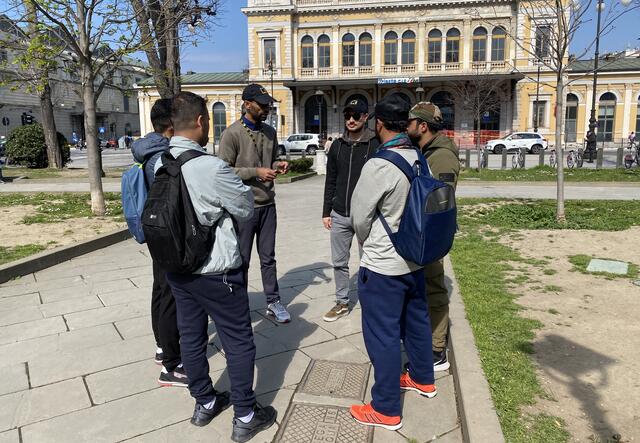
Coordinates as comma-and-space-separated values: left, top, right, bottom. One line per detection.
181, 1, 640, 73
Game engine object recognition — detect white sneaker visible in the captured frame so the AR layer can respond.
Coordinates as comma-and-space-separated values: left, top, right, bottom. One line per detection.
267, 301, 291, 323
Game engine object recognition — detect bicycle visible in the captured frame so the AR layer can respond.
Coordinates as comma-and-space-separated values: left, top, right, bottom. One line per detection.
511, 149, 525, 169
549, 150, 557, 168
566, 148, 584, 169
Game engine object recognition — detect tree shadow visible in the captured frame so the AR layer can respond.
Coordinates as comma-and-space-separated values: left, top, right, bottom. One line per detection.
535, 334, 617, 441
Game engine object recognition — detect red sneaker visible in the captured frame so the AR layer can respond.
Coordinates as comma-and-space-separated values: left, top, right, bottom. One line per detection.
400, 372, 437, 398
349, 403, 402, 431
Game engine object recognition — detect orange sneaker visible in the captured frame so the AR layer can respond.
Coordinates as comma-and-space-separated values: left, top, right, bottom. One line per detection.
400, 372, 437, 398
349, 403, 402, 431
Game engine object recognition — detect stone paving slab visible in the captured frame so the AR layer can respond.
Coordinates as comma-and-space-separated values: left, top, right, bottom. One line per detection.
64, 300, 148, 330
0, 364, 28, 396
0, 294, 40, 312
0, 317, 67, 346
38, 295, 103, 317
0, 429, 19, 443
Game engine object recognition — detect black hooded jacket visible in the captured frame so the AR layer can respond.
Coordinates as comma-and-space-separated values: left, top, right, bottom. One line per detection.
322, 128, 380, 218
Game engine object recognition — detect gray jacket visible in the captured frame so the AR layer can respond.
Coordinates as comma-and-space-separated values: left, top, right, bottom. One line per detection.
351, 147, 421, 276
154, 136, 254, 275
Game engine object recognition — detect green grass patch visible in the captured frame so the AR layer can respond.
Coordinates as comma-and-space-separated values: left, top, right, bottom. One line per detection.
0, 193, 123, 223
459, 198, 640, 231
543, 269, 557, 275
543, 285, 563, 293
1, 167, 127, 180
548, 309, 560, 315
568, 254, 638, 279
0, 244, 48, 265
460, 165, 640, 182
450, 230, 569, 442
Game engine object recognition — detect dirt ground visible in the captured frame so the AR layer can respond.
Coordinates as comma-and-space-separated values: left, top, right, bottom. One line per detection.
0, 205, 126, 250
501, 228, 640, 443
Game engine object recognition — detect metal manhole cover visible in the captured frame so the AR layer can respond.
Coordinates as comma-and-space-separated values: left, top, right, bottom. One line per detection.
298, 360, 370, 400
275, 403, 373, 443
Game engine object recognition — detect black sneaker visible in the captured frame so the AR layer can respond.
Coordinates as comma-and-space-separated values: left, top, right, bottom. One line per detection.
154, 349, 163, 365
231, 405, 277, 443
158, 364, 189, 387
433, 350, 450, 372
191, 392, 231, 427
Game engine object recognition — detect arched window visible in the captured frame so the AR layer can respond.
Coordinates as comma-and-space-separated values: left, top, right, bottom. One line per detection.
401, 30, 416, 65
213, 102, 227, 145
342, 33, 355, 67
305, 95, 327, 135
446, 28, 460, 63
359, 32, 373, 66
430, 91, 455, 130
598, 92, 616, 142
301, 36, 314, 68
491, 27, 506, 61
384, 31, 398, 65
318, 34, 331, 68
427, 29, 442, 64
565, 93, 579, 142
472, 27, 487, 62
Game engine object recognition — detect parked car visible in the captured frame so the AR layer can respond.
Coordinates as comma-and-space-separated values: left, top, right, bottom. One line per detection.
486, 132, 548, 154
277, 144, 286, 156
283, 133, 320, 155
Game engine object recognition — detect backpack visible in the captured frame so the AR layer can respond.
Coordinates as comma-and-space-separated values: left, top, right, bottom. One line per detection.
141, 150, 215, 274
374, 148, 457, 266
121, 162, 148, 243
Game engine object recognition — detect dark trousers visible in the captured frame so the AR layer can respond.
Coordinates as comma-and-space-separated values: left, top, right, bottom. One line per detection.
167, 268, 256, 418
358, 267, 435, 417
150, 261, 181, 371
237, 204, 280, 304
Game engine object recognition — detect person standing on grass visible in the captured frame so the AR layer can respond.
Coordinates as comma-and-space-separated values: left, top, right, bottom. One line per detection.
349, 94, 437, 431
407, 102, 460, 372
321, 98, 379, 322
130, 98, 188, 388
161, 92, 277, 442
218, 84, 291, 324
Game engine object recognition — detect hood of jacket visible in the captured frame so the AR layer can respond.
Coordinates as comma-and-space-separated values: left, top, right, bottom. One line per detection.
131, 132, 170, 163
421, 132, 458, 157
339, 128, 377, 145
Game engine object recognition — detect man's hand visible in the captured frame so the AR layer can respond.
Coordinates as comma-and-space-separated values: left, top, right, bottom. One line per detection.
275, 161, 289, 174
322, 217, 332, 230
256, 167, 278, 182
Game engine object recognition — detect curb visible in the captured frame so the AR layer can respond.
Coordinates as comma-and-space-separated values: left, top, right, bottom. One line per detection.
444, 256, 505, 443
0, 228, 132, 284
276, 172, 317, 184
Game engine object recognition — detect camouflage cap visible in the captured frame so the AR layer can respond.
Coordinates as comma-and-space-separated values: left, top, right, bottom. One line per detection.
409, 102, 443, 125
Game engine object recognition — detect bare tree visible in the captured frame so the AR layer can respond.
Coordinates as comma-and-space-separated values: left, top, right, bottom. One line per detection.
0, 4, 64, 168
451, 70, 503, 170
475, 0, 639, 221
24, 0, 142, 215
129, 0, 221, 98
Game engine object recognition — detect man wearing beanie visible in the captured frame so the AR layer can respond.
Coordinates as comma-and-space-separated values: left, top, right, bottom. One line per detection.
349, 94, 437, 431
407, 102, 460, 372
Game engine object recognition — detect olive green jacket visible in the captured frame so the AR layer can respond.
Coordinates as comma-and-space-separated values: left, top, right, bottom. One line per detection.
421, 132, 460, 191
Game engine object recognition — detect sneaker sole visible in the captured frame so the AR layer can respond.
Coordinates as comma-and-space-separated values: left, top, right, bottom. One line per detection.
434, 361, 450, 372
351, 416, 403, 431
266, 310, 291, 323
400, 386, 438, 398
158, 379, 189, 388
154, 359, 163, 366
322, 311, 348, 322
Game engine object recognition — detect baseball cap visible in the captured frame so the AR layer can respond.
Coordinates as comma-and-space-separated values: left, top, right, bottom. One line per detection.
371, 93, 411, 123
344, 98, 368, 115
409, 102, 444, 125
242, 84, 277, 105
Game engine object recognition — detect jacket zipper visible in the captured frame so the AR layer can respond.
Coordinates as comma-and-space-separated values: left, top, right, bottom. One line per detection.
345, 143, 355, 216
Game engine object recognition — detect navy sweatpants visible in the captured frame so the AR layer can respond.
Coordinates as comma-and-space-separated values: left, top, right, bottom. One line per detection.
167, 268, 256, 417
358, 266, 435, 417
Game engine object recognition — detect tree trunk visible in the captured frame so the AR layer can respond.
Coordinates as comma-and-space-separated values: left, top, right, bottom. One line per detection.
166, 23, 181, 96
476, 111, 482, 170
82, 65, 106, 215
39, 83, 63, 169
555, 77, 565, 222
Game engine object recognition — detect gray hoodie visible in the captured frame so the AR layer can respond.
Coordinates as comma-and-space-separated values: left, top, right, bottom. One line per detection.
351, 146, 421, 276
153, 136, 254, 275
131, 132, 169, 186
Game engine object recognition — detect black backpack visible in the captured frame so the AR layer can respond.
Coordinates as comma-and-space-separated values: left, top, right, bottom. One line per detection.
141, 150, 215, 274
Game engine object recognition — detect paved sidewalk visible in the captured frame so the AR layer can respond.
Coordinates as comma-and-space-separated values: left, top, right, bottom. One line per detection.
0, 177, 462, 443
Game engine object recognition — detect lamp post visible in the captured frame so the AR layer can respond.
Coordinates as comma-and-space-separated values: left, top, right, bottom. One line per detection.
534, 60, 541, 133
315, 89, 325, 138
416, 86, 425, 102
267, 58, 275, 129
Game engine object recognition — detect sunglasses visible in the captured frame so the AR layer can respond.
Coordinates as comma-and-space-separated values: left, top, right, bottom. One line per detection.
344, 112, 363, 121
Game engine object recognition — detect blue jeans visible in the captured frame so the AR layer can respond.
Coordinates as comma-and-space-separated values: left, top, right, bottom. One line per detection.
358, 266, 434, 417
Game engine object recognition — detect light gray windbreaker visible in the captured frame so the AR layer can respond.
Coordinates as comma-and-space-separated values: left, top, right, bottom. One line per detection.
350, 147, 421, 276
154, 136, 254, 275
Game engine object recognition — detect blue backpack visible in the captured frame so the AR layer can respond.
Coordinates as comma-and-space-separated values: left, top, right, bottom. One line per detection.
374, 148, 457, 266
121, 162, 148, 243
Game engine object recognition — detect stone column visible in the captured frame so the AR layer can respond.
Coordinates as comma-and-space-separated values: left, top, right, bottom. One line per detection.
332, 26, 340, 76
417, 22, 426, 72
374, 24, 382, 75
622, 85, 633, 138
462, 19, 471, 70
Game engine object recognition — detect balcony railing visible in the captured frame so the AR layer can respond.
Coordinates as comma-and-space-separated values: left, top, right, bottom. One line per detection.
359, 66, 373, 75
341, 66, 356, 75
427, 63, 442, 72
445, 62, 461, 71
261, 68, 280, 77
471, 61, 488, 71
400, 64, 416, 73
383, 65, 398, 73
490, 61, 507, 70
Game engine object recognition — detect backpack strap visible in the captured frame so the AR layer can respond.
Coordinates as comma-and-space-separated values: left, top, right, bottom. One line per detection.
161, 150, 207, 177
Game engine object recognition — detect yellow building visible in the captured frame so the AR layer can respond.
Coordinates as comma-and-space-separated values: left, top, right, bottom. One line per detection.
136, 0, 640, 148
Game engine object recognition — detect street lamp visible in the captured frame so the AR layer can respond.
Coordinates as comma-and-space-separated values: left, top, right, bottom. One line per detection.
315, 89, 325, 137
534, 59, 541, 133
416, 86, 425, 102
267, 58, 275, 128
